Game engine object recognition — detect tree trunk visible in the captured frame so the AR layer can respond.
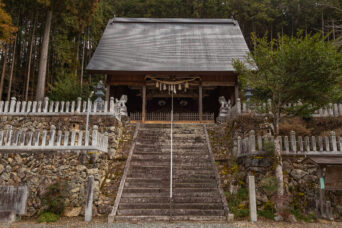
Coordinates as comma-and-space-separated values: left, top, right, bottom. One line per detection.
25, 14, 37, 101
7, 36, 18, 101
274, 114, 285, 218
0, 45, 8, 101
80, 33, 86, 91
35, 10, 52, 101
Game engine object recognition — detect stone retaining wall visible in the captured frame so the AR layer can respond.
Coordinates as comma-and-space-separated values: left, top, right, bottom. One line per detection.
0, 116, 126, 217
237, 155, 342, 219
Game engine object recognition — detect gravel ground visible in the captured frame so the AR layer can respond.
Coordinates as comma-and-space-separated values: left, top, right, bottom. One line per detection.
2, 217, 342, 228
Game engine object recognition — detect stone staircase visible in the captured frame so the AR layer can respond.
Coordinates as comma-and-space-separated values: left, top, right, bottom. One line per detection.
110, 124, 228, 222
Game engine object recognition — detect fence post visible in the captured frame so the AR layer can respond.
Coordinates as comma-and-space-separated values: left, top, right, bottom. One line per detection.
43, 97, 49, 113
9, 97, 16, 113
76, 97, 82, 113
49, 125, 56, 146
290, 131, 296, 152
328, 103, 334, 116
16, 101, 21, 113
0, 101, 3, 113
237, 136, 241, 156
92, 125, 98, 147
338, 137, 342, 152
339, 104, 342, 117
85, 176, 94, 222
249, 130, 256, 153
330, 131, 337, 152
312, 136, 317, 152
324, 136, 330, 152
248, 175, 257, 222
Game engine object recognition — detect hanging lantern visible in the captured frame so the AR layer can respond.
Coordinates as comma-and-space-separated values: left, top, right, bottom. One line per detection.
156, 81, 159, 88
178, 84, 182, 91
173, 85, 177, 94
163, 83, 167, 91
159, 83, 162, 91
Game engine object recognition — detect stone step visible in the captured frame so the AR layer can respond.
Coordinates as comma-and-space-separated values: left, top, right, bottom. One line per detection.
132, 154, 210, 160
130, 161, 213, 167
135, 142, 206, 146
117, 209, 225, 216
123, 188, 218, 194
114, 215, 226, 222
119, 203, 223, 210
124, 181, 217, 189
127, 172, 215, 179
130, 165, 213, 171
121, 191, 220, 198
129, 169, 214, 176
120, 196, 222, 204
133, 148, 208, 154
131, 157, 211, 164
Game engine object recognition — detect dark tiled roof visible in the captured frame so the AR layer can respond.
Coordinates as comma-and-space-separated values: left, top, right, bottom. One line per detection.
86, 17, 250, 72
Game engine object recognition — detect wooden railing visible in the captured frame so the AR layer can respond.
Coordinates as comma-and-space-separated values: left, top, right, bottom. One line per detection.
129, 112, 214, 121
0, 125, 108, 153
235, 130, 342, 157
0, 97, 125, 120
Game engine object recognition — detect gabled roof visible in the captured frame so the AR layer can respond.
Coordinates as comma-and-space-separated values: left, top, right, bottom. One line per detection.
86, 17, 250, 73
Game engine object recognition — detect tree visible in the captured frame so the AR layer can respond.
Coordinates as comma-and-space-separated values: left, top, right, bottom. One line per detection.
0, 0, 16, 43
233, 33, 342, 218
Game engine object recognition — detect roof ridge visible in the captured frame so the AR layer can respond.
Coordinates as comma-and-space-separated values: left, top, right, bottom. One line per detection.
110, 17, 237, 25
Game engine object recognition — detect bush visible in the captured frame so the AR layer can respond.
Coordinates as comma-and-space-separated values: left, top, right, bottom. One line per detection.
37, 212, 59, 223
259, 201, 275, 220
225, 187, 249, 219
260, 176, 278, 195
42, 182, 67, 215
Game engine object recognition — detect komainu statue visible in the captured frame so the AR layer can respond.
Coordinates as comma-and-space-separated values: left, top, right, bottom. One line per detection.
217, 96, 231, 123
116, 95, 128, 116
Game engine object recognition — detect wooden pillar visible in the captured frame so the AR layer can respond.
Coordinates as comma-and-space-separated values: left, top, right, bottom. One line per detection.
142, 85, 146, 122
199, 85, 203, 121
234, 84, 239, 105
106, 84, 110, 103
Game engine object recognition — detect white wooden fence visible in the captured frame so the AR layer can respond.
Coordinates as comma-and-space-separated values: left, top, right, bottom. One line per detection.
0, 97, 125, 120
228, 98, 342, 119
0, 125, 108, 153
236, 130, 342, 157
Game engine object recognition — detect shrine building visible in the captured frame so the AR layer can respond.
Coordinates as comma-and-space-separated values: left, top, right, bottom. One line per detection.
86, 17, 250, 123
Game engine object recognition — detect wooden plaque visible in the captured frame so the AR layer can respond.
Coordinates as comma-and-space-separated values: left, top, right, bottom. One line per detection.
325, 166, 342, 190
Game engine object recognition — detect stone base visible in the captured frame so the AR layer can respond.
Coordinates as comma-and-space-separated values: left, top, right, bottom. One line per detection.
0, 211, 16, 223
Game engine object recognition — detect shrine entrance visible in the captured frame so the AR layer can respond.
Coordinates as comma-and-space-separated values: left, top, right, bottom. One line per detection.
128, 76, 213, 123
106, 74, 238, 124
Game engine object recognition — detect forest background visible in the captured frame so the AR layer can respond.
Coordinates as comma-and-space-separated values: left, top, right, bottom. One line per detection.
0, 0, 342, 101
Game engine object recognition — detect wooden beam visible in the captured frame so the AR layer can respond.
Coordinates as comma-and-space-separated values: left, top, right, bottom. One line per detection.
202, 81, 235, 86
199, 85, 203, 121
142, 85, 146, 123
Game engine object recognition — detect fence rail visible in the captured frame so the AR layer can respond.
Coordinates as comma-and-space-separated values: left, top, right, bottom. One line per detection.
129, 112, 214, 121
0, 125, 108, 153
227, 98, 342, 120
236, 130, 342, 157
0, 97, 126, 120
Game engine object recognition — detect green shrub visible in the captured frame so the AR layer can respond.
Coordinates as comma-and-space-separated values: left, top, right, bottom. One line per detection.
260, 176, 278, 195
225, 187, 249, 219
37, 212, 59, 223
259, 201, 275, 220
42, 182, 67, 215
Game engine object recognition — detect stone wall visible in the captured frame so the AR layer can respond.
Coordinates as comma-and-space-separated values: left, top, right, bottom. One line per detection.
236, 155, 342, 219
0, 115, 128, 217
